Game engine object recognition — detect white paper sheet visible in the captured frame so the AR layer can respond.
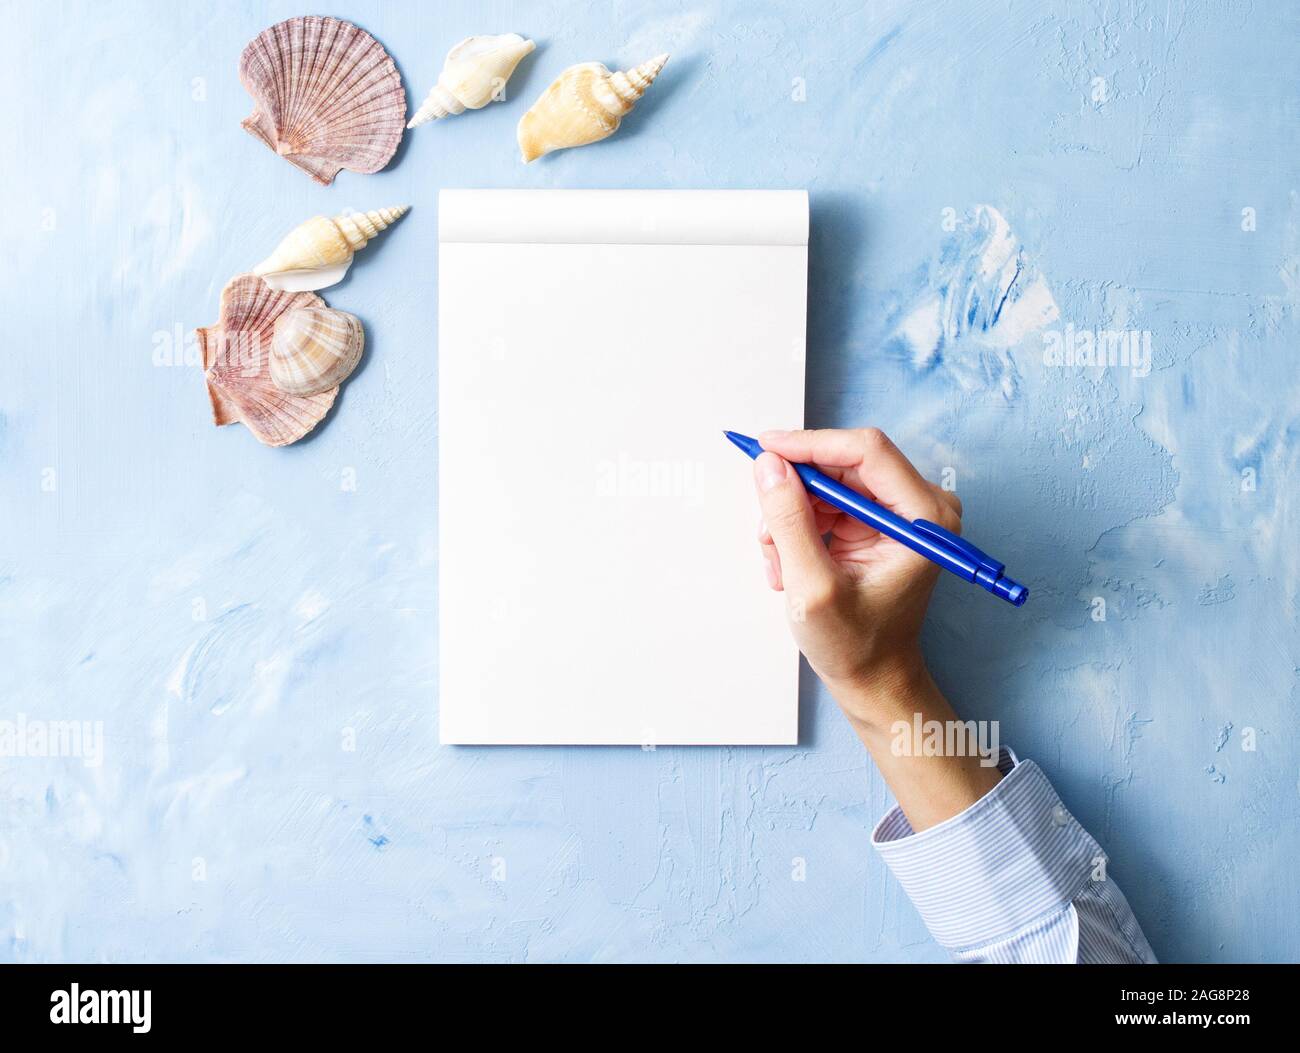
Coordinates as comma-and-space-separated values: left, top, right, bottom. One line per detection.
438, 190, 808, 744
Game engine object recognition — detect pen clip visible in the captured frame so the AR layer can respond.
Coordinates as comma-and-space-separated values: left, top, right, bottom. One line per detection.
912, 519, 1005, 579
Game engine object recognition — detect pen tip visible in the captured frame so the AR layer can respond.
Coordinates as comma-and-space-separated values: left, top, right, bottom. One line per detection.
723, 430, 761, 458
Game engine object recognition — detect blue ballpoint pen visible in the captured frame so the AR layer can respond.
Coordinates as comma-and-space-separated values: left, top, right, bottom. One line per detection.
725, 431, 1029, 607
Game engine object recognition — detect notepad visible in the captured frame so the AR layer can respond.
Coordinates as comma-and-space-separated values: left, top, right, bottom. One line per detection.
438, 190, 808, 744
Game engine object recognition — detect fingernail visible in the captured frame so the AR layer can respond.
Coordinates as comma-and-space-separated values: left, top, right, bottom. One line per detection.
763, 557, 779, 589
759, 429, 789, 444
755, 452, 787, 493
757, 517, 769, 542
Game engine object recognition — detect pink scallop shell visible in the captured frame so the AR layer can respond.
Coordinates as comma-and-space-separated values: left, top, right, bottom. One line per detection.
239, 15, 406, 186
196, 275, 338, 446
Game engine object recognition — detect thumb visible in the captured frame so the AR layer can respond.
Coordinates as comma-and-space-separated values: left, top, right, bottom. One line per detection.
753, 452, 836, 600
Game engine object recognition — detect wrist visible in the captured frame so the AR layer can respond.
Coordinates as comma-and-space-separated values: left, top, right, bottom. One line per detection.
822, 648, 941, 733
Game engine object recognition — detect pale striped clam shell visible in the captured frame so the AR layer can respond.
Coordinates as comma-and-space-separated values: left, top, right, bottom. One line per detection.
270, 307, 365, 397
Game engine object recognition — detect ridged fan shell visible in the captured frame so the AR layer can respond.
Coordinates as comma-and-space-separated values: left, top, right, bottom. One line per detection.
239, 16, 406, 186
271, 307, 365, 396
196, 275, 338, 446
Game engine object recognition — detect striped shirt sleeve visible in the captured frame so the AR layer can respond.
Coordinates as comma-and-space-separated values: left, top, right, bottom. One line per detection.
871, 747, 1157, 963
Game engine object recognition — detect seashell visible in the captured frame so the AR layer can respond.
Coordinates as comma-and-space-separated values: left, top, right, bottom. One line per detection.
270, 307, 365, 397
195, 275, 338, 447
517, 54, 668, 163
408, 33, 536, 128
239, 16, 406, 186
253, 207, 409, 293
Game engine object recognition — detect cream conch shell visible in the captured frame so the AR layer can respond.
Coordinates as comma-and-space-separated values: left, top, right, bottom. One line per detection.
407, 33, 536, 128
270, 306, 365, 396
517, 54, 668, 162
252, 207, 409, 292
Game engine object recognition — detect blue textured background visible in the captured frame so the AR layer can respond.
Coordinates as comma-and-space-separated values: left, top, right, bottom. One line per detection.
2, 1, 1297, 962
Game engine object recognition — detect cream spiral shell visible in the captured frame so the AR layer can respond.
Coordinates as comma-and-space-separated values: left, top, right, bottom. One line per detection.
517, 54, 668, 162
408, 34, 536, 127
270, 307, 365, 396
253, 207, 409, 292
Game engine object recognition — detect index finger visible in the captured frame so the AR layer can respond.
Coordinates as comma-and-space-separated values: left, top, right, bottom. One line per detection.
758, 427, 935, 519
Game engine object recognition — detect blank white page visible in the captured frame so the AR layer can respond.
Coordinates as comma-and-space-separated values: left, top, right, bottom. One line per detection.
438, 190, 807, 745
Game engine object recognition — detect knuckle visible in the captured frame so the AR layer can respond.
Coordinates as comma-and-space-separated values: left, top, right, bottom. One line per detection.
936, 502, 962, 532
858, 426, 890, 451
929, 482, 963, 520
801, 581, 838, 615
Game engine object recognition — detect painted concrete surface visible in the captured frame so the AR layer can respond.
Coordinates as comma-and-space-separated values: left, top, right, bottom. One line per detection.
1, 1, 1296, 962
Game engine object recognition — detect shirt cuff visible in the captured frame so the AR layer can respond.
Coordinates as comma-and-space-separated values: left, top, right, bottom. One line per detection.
871, 746, 1105, 953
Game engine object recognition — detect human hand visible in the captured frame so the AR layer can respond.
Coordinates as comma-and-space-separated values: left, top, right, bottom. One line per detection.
752, 427, 963, 728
